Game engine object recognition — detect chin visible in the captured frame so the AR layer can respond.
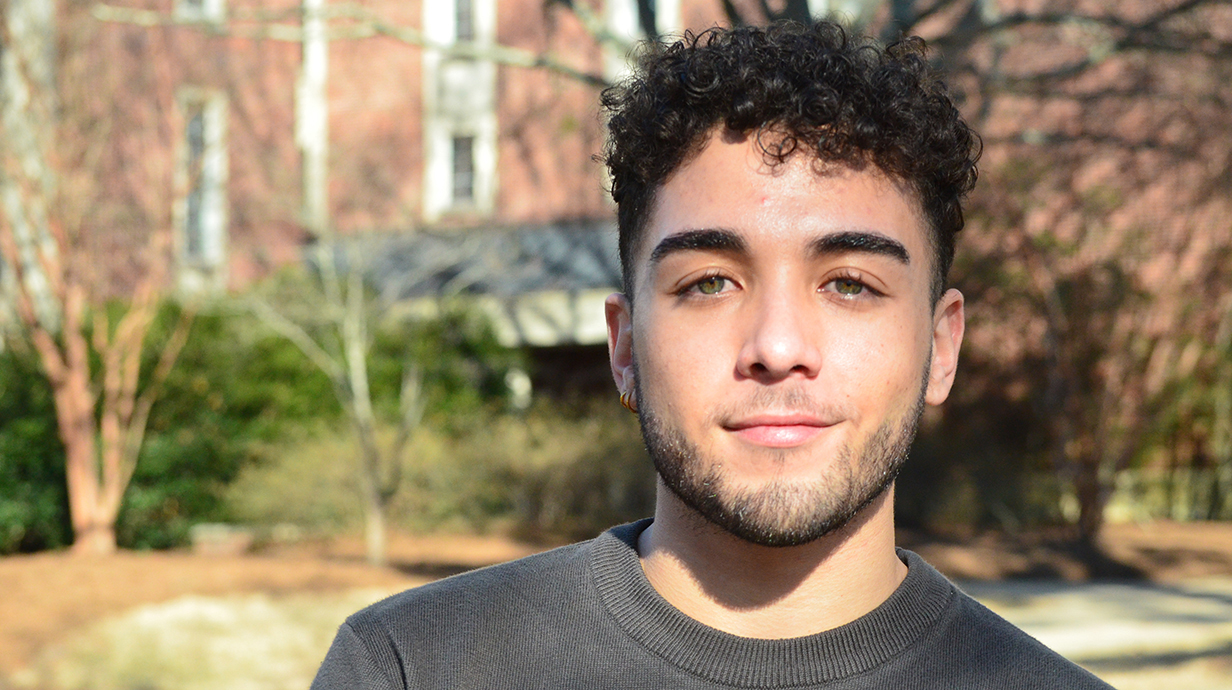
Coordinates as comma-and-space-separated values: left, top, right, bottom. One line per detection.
639, 394, 922, 549
675, 465, 899, 547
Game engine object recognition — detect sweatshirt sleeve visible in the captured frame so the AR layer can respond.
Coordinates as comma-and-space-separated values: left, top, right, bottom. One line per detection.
311, 621, 404, 690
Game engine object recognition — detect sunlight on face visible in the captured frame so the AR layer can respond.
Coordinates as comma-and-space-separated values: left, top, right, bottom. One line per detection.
614, 128, 956, 546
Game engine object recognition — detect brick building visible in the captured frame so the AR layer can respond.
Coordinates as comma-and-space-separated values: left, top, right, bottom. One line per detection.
61, 1, 767, 362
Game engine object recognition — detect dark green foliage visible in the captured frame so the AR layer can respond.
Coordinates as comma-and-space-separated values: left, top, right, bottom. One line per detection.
116, 431, 230, 550
149, 306, 341, 442
0, 295, 528, 553
369, 304, 525, 428
0, 341, 71, 552
117, 304, 348, 549
0, 302, 350, 554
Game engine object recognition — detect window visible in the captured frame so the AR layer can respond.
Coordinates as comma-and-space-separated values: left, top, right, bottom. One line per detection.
423, 0, 496, 221
175, 0, 225, 23
452, 136, 475, 204
455, 0, 474, 42
176, 89, 228, 292
184, 107, 207, 263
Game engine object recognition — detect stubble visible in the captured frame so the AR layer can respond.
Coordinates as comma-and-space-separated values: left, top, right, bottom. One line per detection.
636, 370, 928, 547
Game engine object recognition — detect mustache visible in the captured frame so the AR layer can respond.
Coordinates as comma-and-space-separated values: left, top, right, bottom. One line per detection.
706, 385, 852, 427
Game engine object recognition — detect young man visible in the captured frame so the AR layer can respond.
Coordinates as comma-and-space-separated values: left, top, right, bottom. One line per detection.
313, 21, 1114, 689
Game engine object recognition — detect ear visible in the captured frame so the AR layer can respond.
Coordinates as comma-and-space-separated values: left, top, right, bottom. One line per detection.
606, 292, 635, 393
925, 288, 965, 406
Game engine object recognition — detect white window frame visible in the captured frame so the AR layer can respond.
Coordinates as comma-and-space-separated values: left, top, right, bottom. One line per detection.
174, 88, 229, 293
423, 0, 497, 222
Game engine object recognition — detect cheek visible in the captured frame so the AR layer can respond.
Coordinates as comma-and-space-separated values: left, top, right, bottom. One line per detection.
829, 317, 930, 403
635, 310, 735, 399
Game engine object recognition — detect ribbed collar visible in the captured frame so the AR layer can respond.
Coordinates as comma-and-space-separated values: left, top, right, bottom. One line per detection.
591, 520, 955, 688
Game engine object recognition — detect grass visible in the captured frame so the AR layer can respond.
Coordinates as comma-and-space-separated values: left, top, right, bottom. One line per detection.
15, 589, 395, 690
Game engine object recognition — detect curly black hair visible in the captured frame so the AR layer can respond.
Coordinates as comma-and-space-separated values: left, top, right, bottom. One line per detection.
601, 21, 980, 302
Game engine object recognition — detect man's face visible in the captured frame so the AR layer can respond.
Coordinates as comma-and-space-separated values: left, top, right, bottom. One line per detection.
606, 128, 965, 546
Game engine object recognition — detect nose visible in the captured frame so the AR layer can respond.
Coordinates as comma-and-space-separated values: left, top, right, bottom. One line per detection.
734, 286, 823, 382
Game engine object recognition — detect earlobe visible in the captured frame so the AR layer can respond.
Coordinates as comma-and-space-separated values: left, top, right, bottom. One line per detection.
925, 288, 965, 406
606, 293, 635, 393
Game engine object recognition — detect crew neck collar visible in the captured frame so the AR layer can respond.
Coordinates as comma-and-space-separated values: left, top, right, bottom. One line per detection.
590, 519, 955, 688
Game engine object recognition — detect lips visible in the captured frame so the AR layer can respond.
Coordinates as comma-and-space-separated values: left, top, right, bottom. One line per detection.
724, 414, 834, 448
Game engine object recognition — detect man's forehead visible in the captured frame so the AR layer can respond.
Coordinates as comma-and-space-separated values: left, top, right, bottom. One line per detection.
638, 137, 931, 267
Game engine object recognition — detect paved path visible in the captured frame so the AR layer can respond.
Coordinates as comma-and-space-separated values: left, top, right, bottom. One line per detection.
962, 578, 1232, 689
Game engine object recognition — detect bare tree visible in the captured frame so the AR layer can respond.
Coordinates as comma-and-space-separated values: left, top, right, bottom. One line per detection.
90, 0, 1232, 549
93, 1, 612, 87
892, 0, 1232, 543
0, 0, 192, 554
91, 0, 617, 567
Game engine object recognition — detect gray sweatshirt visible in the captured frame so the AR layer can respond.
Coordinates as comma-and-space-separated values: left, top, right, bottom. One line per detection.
312, 520, 1114, 689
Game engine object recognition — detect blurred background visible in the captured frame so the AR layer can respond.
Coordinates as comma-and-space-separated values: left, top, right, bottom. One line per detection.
0, 0, 1229, 688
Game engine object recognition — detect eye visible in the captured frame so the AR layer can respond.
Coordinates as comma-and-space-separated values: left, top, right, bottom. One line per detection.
832, 278, 864, 296
821, 273, 880, 299
695, 276, 727, 295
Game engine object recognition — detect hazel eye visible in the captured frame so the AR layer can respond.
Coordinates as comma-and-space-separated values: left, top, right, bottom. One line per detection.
833, 278, 865, 296
695, 276, 727, 295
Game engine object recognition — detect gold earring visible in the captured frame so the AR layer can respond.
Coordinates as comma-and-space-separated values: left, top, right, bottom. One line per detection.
620, 390, 638, 414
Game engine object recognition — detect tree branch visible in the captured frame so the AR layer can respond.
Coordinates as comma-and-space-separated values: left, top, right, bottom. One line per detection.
92, 2, 609, 88
549, 0, 636, 56
246, 294, 346, 387
121, 305, 194, 494
384, 361, 424, 500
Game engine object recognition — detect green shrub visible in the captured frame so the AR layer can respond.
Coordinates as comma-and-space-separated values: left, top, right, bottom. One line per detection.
223, 396, 656, 542
0, 340, 71, 552
224, 425, 366, 533
216, 293, 528, 536
112, 303, 346, 550
465, 400, 655, 540
0, 298, 367, 553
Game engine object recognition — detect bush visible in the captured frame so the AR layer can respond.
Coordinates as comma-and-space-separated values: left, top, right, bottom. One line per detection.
223, 396, 656, 542
0, 298, 390, 553
0, 340, 71, 552
464, 400, 655, 540
222, 424, 364, 534
111, 303, 346, 550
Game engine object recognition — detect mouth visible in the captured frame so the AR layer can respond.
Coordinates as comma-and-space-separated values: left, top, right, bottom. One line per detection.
723, 414, 835, 448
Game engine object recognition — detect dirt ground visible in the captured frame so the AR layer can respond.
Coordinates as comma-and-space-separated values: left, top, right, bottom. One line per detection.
2, 521, 1230, 680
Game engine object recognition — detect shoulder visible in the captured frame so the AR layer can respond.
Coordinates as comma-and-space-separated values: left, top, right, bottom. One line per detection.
313, 534, 607, 690
349, 535, 595, 636
901, 552, 1114, 689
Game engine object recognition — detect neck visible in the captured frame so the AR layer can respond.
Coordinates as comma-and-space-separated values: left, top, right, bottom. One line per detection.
638, 481, 906, 639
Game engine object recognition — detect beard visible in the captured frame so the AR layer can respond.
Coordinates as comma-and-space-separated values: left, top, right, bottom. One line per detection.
636, 368, 927, 548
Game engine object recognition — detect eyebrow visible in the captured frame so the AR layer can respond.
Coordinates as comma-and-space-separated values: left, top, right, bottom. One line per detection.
649, 227, 910, 268
649, 228, 747, 265
809, 231, 910, 265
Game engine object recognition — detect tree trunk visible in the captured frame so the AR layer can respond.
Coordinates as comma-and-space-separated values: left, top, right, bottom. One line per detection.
35, 300, 125, 555
362, 480, 387, 568
355, 426, 389, 567
55, 351, 120, 555
1073, 467, 1105, 547
71, 521, 117, 555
